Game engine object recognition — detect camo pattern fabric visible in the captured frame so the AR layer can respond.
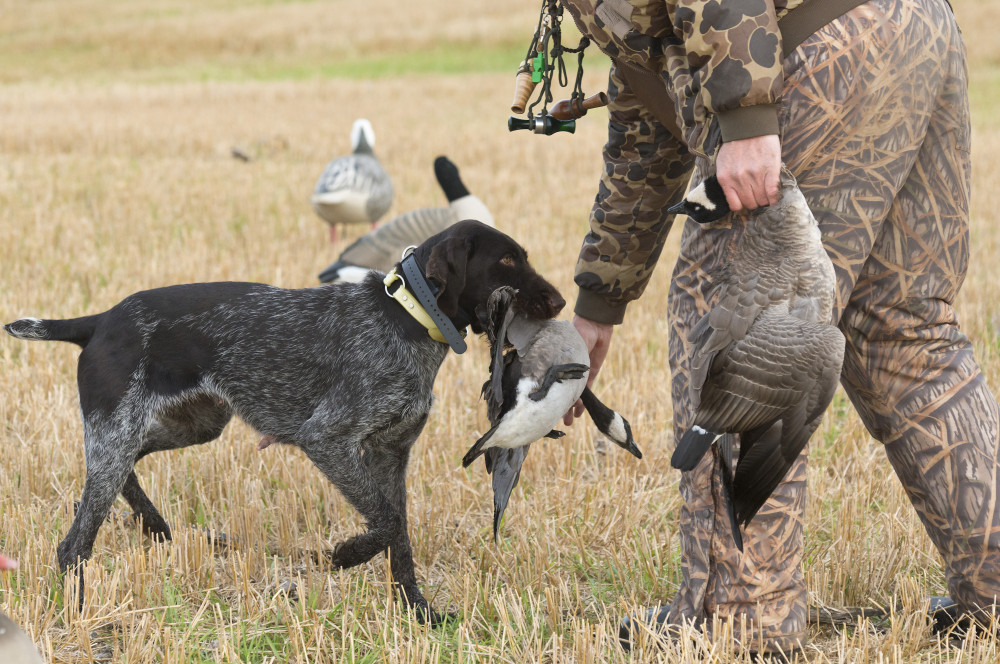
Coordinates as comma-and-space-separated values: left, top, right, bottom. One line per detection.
573, 64, 696, 324
562, 0, 803, 158
667, 0, 999, 650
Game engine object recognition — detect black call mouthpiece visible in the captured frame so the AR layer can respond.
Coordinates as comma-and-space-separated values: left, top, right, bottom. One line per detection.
507, 115, 576, 136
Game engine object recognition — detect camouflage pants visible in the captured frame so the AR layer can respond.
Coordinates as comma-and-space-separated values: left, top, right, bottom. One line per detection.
666, 0, 1000, 651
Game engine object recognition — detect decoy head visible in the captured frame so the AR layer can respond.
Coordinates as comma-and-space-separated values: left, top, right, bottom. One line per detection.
350, 119, 375, 155
433, 156, 471, 203
667, 175, 729, 224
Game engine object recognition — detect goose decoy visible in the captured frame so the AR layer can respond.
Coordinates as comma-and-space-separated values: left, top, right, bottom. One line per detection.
311, 118, 394, 243
318, 156, 494, 283
463, 286, 642, 540
668, 168, 845, 551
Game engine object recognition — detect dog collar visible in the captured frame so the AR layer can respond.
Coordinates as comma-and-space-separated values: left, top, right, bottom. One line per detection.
383, 265, 468, 353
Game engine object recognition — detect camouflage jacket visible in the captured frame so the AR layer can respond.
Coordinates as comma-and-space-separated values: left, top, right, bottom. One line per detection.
566, 0, 808, 324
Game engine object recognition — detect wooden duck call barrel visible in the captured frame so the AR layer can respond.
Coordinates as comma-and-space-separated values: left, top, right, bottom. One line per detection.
548, 92, 609, 121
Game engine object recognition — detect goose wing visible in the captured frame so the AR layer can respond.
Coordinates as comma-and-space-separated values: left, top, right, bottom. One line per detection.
328, 206, 456, 276
485, 445, 530, 542
464, 356, 519, 469
688, 269, 788, 410
694, 308, 842, 435
717, 316, 845, 526
483, 287, 518, 421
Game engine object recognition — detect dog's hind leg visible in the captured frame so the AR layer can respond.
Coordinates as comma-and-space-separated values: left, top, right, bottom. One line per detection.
126, 394, 233, 543
58, 425, 139, 572
120, 470, 171, 541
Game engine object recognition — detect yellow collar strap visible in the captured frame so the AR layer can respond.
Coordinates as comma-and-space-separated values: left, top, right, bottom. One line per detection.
383, 268, 465, 345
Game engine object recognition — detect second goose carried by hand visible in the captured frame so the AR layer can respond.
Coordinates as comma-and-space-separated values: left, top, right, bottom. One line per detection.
669, 167, 845, 551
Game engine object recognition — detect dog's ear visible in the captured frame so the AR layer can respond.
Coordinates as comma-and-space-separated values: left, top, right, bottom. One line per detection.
425, 235, 471, 318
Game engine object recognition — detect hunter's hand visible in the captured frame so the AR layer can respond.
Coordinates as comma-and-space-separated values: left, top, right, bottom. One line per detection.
565, 315, 614, 426
716, 134, 782, 212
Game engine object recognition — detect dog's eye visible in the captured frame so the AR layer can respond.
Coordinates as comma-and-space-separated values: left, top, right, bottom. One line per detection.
499, 255, 516, 266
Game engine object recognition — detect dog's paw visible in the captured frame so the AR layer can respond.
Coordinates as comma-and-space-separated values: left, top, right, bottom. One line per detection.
318, 544, 351, 569
396, 585, 458, 628
317, 536, 386, 570
409, 602, 459, 628
309, 543, 357, 570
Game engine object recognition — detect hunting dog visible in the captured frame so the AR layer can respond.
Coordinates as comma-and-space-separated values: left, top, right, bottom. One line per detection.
4, 220, 565, 624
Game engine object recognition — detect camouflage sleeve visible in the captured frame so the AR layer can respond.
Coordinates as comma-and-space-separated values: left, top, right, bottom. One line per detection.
673, 0, 783, 141
573, 64, 695, 325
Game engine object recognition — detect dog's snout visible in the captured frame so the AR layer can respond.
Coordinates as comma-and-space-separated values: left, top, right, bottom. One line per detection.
517, 281, 565, 320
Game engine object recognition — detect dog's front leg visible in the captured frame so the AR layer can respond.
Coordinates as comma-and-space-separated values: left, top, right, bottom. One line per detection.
302, 438, 403, 568
363, 445, 449, 626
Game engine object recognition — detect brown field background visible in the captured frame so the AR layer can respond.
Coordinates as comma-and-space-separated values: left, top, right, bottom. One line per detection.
1, 1, 999, 662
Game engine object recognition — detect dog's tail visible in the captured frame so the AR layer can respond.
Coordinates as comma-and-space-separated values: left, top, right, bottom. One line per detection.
4, 315, 99, 347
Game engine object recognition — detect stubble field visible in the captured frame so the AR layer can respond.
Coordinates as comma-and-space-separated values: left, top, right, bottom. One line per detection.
2, 1, 1000, 662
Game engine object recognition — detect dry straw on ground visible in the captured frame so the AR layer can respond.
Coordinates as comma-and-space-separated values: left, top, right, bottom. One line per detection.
1, 1, 1000, 662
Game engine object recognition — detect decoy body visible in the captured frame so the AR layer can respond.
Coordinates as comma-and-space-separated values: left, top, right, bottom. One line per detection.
0, 555, 44, 664
319, 156, 494, 283
311, 118, 394, 242
668, 168, 845, 551
0, 611, 43, 664
464, 286, 642, 540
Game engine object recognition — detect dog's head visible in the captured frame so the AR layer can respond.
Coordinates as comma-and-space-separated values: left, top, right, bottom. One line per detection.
412, 220, 565, 334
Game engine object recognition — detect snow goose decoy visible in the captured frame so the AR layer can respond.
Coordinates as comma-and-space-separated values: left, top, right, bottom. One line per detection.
668, 168, 845, 551
463, 286, 642, 540
311, 118, 394, 242
318, 156, 493, 283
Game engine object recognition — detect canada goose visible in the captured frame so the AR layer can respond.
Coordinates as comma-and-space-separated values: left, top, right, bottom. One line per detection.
480, 387, 638, 541
311, 118, 394, 242
464, 286, 642, 540
318, 156, 494, 283
668, 169, 845, 551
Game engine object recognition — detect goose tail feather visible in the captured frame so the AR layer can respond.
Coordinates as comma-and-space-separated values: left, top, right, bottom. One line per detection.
671, 426, 720, 471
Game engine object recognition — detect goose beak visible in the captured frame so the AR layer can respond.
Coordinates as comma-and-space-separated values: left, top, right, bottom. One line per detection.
627, 441, 643, 459
617, 439, 643, 459
666, 200, 688, 216
614, 421, 642, 459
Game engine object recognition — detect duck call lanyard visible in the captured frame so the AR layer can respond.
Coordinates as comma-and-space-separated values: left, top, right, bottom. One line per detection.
522, 0, 590, 120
